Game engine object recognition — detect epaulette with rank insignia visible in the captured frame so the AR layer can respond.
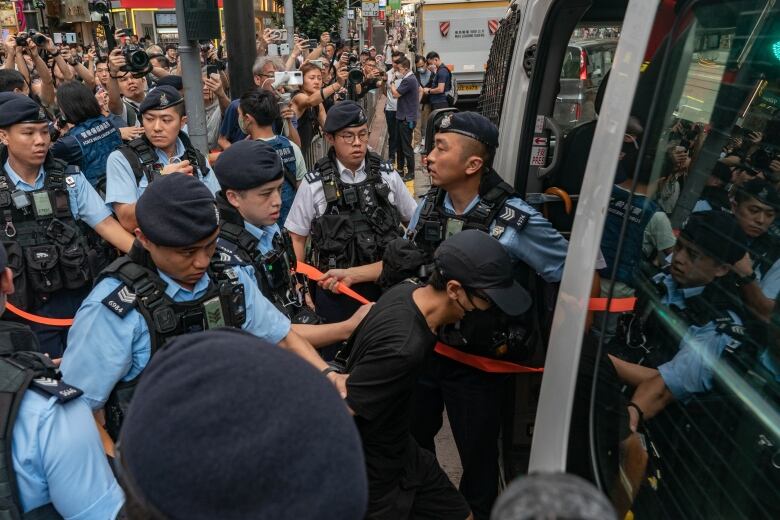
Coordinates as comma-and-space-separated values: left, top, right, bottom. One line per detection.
102, 284, 137, 318
492, 204, 531, 239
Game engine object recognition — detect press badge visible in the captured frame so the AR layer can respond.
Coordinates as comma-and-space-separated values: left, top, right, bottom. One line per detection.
32, 191, 53, 217
445, 218, 464, 239
203, 296, 226, 328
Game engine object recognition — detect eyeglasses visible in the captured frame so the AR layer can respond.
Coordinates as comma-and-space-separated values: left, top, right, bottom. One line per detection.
336, 131, 370, 144
466, 288, 495, 309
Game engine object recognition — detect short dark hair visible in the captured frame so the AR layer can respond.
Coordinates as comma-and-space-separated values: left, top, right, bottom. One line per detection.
239, 89, 279, 128
426, 51, 440, 61
56, 81, 102, 124
415, 54, 425, 65
392, 50, 404, 59
165, 44, 177, 52
428, 269, 448, 291
0, 70, 26, 93
397, 57, 411, 69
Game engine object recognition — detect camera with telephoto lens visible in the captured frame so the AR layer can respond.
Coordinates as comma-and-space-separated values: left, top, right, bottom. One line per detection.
16, 29, 47, 47
120, 44, 151, 77
347, 53, 364, 84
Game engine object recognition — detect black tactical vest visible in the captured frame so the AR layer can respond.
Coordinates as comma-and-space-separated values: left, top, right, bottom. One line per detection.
307, 150, 403, 271
409, 170, 542, 363
97, 132, 210, 198
98, 243, 247, 439
748, 232, 780, 280
0, 322, 81, 520
0, 150, 114, 312
214, 195, 321, 324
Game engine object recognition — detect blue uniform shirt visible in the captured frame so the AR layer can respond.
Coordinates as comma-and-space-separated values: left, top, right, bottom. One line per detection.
12, 390, 124, 517
655, 273, 742, 402
244, 221, 281, 255
61, 265, 291, 410
4, 161, 111, 228
407, 193, 569, 283
103, 137, 221, 206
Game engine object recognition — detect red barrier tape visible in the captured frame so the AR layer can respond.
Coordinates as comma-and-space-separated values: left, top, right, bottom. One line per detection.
295, 261, 372, 305
6, 303, 74, 327
587, 297, 637, 313
434, 342, 544, 374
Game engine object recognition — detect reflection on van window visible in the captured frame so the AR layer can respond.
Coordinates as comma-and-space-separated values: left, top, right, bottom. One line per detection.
581, 1, 780, 519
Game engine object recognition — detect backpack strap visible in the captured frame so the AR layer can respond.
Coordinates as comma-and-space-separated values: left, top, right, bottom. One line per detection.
118, 137, 158, 186
179, 132, 210, 180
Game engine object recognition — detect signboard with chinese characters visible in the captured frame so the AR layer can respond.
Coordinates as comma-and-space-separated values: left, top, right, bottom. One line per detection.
363, 2, 378, 17
60, 0, 90, 23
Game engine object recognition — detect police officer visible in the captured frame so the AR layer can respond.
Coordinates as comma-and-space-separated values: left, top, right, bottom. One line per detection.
406, 112, 571, 519
104, 85, 221, 233
285, 101, 418, 324
609, 211, 747, 418
60, 174, 345, 440
0, 242, 124, 519
0, 93, 135, 357
213, 139, 370, 345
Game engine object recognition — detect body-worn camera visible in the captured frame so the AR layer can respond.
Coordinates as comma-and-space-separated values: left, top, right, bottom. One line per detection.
120, 44, 151, 77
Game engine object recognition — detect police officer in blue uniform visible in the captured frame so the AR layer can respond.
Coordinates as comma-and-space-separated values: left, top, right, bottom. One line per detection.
103, 86, 221, 233
213, 139, 371, 346
60, 173, 346, 440
0, 93, 135, 357
285, 101, 418, 326
608, 211, 749, 429
0, 243, 124, 519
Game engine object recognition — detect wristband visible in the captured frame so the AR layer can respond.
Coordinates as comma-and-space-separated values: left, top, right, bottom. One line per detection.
50, 50, 61, 58
321, 366, 339, 377
736, 271, 757, 287
627, 401, 644, 424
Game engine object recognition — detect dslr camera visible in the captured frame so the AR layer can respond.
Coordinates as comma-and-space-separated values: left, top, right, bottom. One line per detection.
120, 44, 151, 77
347, 53, 364, 84
16, 29, 47, 47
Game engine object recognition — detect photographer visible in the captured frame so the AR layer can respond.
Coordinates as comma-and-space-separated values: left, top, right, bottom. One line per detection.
4, 34, 57, 106
106, 48, 147, 127
291, 60, 347, 152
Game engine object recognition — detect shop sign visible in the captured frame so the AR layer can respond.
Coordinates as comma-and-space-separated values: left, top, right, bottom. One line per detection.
60, 0, 91, 23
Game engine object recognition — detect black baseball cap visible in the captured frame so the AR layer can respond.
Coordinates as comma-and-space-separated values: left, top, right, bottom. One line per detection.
434, 229, 531, 316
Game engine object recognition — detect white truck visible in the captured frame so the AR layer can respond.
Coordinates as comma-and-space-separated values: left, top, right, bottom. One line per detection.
415, 0, 510, 101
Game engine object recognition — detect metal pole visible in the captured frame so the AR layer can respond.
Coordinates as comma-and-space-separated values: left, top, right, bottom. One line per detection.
175, 0, 208, 153
284, 0, 294, 51
223, 0, 256, 100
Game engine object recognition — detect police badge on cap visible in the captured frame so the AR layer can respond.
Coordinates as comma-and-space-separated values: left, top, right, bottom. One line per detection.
440, 114, 452, 129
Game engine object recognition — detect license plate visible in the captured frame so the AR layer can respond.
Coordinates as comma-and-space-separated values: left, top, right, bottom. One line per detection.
459, 84, 480, 92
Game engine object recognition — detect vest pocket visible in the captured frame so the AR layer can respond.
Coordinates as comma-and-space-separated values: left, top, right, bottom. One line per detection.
3, 241, 30, 309
24, 244, 63, 294
311, 214, 355, 268
355, 233, 379, 264
60, 245, 90, 290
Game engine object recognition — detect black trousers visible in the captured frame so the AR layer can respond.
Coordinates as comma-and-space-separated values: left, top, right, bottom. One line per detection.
410, 353, 509, 520
385, 109, 399, 165
397, 119, 415, 176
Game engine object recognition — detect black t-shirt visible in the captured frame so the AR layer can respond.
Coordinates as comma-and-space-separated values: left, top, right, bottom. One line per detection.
345, 283, 436, 492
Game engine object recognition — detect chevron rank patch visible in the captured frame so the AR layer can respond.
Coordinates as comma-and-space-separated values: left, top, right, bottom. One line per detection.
494, 205, 531, 233
102, 284, 137, 317
31, 376, 83, 403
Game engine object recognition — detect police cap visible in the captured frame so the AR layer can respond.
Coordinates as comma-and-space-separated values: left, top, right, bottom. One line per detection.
434, 229, 531, 316
120, 329, 368, 520
136, 173, 219, 247
323, 100, 368, 134
680, 210, 748, 265
438, 112, 499, 149
139, 85, 184, 114
0, 93, 47, 127
737, 178, 780, 208
214, 140, 284, 190
710, 161, 733, 185
154, 74, 183, 91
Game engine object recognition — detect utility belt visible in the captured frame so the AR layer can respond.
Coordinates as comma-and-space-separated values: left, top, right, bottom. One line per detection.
102, 252, 246, 439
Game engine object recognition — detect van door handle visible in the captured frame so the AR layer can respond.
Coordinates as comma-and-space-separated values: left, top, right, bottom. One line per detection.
538, 116, 563, 179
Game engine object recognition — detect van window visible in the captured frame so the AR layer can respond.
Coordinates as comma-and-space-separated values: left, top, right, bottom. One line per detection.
579, 1, 780, 518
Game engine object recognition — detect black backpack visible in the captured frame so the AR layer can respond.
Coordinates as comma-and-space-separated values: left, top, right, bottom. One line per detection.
0, 322, 82, 520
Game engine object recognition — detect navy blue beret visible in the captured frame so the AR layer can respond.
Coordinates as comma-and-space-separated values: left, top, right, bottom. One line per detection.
214, 139, 284, 190
139, 85, 184, 114
438, 111, 499, 149
121, 329, 368, 520
323, 100, 368, 133
0, 93, 48, 127
738, 178, 780, 207
136, 173, 219, 246
154, 74, 183, 91
681, 210, 747, 265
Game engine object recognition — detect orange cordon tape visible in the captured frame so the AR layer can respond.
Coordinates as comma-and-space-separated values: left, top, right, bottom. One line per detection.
5, 303, 74, 327
587, 297, 637, 313
434, 342, 544, 374
295, 261, 372, 305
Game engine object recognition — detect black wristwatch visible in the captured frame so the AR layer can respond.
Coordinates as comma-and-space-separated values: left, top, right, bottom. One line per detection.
627, 401, 644, 425
736, 271, 757, 288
